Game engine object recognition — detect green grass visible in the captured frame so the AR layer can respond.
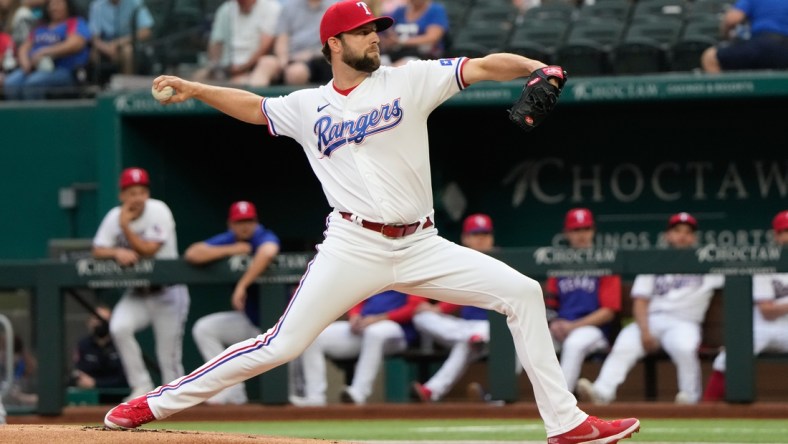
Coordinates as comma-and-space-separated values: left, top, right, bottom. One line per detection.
153, 418, 788, 442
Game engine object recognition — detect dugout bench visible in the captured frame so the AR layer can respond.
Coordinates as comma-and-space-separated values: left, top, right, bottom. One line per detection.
0, 246, 786, 415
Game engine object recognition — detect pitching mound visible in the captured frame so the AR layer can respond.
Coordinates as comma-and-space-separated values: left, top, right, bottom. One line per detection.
0, 425, 352, 444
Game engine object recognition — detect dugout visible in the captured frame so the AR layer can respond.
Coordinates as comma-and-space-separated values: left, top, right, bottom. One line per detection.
1, 70, 788, 414
1, 71, 787, 258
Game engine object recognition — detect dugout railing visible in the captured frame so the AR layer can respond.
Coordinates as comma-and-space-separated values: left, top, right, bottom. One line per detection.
0, 246, 785, 415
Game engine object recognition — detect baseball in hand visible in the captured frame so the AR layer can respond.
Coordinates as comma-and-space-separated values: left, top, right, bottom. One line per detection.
151, 85, 174, 101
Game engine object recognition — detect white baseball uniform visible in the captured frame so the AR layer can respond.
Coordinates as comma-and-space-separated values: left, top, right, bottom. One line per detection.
712, 273, 788, 372
296, 291, 419, 405
412, 308, 489, 400
93, 198, 190, 399
589, 273, 725, 404
144, 59, 586, 436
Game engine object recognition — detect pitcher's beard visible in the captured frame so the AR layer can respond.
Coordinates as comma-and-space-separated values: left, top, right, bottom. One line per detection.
344, 52, 380, 73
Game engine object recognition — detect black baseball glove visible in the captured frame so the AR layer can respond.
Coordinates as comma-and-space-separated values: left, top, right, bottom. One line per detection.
507, 66, 568, 132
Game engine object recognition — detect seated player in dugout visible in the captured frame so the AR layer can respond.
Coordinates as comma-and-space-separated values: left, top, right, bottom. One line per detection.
184, 201, 280, 405
545, 208, 621, 394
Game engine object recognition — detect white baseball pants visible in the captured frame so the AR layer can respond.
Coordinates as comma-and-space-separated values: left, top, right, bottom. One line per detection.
712, 311, 788, 372
192, 311, 261, 404
299, 319, 407, 404
146, 214, 586, 436
591, 313, 702, 403
109, 285, 190, 397
557, 325, 609, 392
412, 311, 489, 400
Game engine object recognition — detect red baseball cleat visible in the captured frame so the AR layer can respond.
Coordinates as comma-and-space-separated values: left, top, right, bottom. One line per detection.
411, 381, 432, 402
104, 395, 156, 429
548, 416, 640, 444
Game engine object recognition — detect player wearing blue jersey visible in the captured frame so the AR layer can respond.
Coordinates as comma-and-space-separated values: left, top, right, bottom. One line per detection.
184, 201, 280, 405
410, 213, 495, 402
545, 208, 621, 393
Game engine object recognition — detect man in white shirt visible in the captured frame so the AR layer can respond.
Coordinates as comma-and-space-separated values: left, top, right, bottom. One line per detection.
92, 167, 190, 401
193, 0, 281, 86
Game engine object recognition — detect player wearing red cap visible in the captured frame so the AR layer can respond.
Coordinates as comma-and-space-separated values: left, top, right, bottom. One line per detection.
410, 213, 496, 403
544, 208, 622, 393
109, 2, 640, 442
183, 201, 280, 405
577, 212, 725, 405
702, 210, 788, 402
92, 167, 191, 402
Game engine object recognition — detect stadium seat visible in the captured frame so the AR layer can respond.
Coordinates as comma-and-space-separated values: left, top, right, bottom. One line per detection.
443, 0, 474, 30
447, 24, 512, 57
505, 20, 570, 64
631, 0, 688, 23
521, 2, 576, 24
132, 0, 208, 75
555, 20, 625, 76
464, 2, 519, 25
576, 0, 632, 24
689, 0, 733, 16
671, 18, 723, 71
612, 19, 683, 74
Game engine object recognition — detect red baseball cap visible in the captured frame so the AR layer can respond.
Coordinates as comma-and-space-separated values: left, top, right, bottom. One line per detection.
119, 167, 149, 189
319, 0, 394, 45
668, 212, 698, 229
463, 213, 493, 234
772, 210, 788, 232
564, 208, 594, 230
228, 201, 258, 222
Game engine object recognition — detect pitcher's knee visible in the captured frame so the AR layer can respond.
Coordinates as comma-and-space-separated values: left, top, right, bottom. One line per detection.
192, 318, 210, 339
507, 276, 543, 304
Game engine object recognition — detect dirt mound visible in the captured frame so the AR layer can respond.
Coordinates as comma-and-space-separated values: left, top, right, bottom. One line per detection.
0, 425, 350, 444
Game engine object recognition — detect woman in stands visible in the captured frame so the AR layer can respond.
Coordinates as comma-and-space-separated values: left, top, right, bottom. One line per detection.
3, 0, 90, 100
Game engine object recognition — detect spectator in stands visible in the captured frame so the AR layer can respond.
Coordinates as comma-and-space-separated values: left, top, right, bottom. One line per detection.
409, 213, 496, 403
0, 334, 38, 407
3, 0, 91, 100
545, 208, 621, 393
88, 0, 154, 82
702, 210, 788, 402
191, 0, 281, 87
577, 212, 725, 405
291, 290, 425, 406
701, 0, 788, 73
380, 0, 448, 66
1, 0, 35, 89
253, 0, 337, 87
70, 304, 128, 391
92, 167, 190, 402
184, 201, 281, 405
21, 0, 43, 17
0, 0, 35, 52
0, 31, 11, 88
366, 0, 405, 16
